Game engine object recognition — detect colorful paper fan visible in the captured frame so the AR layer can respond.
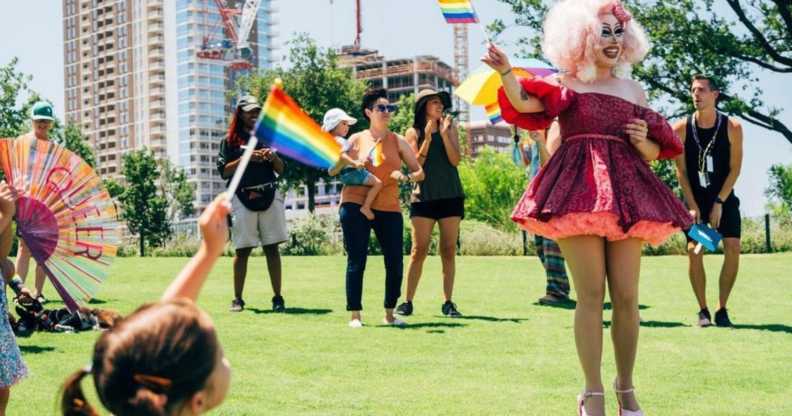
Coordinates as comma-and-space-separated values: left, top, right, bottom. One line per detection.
0, 137, 121, 312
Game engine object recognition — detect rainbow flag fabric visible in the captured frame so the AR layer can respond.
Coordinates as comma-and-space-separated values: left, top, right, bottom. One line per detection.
438, 0, 479, 24
254, 83, 342, 170
485, 102, 503, 124
368, 142, 385, 167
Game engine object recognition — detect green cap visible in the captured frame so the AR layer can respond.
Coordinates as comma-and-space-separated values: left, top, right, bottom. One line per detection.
31, 101, 55, 121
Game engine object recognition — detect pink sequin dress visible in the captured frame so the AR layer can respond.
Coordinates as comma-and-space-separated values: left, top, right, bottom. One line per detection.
498, 77, 693, 246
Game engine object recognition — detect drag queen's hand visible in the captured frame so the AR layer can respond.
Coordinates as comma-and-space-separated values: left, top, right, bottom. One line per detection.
625, 118, 658, 160
481, 42, 512, 74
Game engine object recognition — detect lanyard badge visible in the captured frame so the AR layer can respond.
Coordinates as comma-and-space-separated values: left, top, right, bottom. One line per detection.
692, 113, 721, 188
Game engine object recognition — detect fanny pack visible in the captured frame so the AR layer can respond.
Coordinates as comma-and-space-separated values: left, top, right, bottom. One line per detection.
236, 181, 278, 211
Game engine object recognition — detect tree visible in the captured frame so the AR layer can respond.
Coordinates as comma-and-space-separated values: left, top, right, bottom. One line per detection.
492, 0, 792, 144
117, 150, 171, 256
650, 159, 681, 195
103, 178, 124, 198
158, 159, 195, 221
2, 59, 97, 167
52, 123, 96, 167
390, 93, 416, 137
767, 163, 792, 213
241, 34, 368, 212
0, 58, 35, 138
458, 147, 527, 231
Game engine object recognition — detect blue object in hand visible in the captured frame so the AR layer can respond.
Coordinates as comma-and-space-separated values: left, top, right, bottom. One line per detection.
687, 223, 723, 253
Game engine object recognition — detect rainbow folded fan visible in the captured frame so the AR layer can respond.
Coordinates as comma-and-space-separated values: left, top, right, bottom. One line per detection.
0, 137, 121, 312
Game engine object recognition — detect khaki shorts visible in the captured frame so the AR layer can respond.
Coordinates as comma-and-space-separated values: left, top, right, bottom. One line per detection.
231, 191, 288, 249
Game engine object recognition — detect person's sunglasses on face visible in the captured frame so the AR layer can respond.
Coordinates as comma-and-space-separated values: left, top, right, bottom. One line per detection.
374, 104, 397, 113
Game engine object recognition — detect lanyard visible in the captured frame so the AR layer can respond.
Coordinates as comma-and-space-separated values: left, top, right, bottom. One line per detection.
691, 112, 721, 174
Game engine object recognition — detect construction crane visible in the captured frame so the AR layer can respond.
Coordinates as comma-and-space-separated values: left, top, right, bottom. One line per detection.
353, 0, 362, 51
196, 0, 262, 72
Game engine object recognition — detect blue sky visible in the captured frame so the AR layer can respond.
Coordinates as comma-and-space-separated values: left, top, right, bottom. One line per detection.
2, 0, 789, 216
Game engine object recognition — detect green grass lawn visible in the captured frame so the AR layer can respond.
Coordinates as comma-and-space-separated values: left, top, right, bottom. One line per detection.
10, 253, 792, 415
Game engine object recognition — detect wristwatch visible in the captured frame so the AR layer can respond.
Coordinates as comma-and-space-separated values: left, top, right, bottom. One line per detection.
714, 196, 724, 204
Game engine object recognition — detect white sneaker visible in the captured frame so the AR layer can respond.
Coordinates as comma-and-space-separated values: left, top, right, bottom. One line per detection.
383, 317, 407, 327
348, 319, 363, 328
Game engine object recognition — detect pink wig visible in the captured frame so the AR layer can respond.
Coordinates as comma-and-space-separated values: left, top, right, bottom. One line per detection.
541, 0, 650, 82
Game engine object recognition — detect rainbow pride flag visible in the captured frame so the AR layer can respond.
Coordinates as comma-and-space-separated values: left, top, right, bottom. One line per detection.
485, 101, 503, 124
368, 142, 385, 167
254, 82, 342, 170
438, 0, 479, 24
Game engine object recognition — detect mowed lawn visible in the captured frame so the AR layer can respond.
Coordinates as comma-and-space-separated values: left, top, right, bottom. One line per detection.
10, 253, 792, 415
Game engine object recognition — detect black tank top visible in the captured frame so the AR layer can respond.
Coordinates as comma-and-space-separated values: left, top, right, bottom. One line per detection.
684, 113, 735, 203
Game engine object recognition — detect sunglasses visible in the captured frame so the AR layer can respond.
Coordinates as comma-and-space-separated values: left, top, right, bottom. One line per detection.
373, 104, 397, 113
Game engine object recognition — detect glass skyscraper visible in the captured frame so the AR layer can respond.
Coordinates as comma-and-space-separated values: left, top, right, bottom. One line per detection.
167, 0, 275, 212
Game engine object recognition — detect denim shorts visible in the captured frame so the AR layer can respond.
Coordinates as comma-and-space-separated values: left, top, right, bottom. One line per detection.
339, 167, 373, 186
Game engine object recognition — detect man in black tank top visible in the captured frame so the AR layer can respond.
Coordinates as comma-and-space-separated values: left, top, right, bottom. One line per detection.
673, 74, 744, 328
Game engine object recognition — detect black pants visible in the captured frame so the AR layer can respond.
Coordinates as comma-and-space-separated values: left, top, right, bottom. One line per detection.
340, 203, 404, 311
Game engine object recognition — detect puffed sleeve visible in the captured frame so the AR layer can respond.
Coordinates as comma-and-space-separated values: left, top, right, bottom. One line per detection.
641, 108, 683, 160
497, 77, 575, 130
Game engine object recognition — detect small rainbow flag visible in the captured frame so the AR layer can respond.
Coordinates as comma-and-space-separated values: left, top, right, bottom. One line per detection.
438, 0, 479, 24
368, 142, 385, 167
485, 102, 503, 124
254, 82, 342, 170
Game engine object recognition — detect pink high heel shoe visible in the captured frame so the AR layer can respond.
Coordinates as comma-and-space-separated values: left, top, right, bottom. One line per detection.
577, 390, 604, 416
614, 380, 644, 416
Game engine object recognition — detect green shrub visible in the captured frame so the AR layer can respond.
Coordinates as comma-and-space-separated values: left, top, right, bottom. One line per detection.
458, 148, 527, 232
282, 214, 342, 256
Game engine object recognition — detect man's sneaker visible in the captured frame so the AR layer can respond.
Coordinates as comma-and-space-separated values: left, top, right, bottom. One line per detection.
230, 298, 245, 312
442, 301, 462, 317
396, 301, 413, 316
348, 319, 363, 328
714, 308, 733, 327
272, 295, 285, 313
698, 308, 712, 327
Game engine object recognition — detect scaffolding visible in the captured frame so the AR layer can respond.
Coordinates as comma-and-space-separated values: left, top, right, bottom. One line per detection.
453, 24, 470, 122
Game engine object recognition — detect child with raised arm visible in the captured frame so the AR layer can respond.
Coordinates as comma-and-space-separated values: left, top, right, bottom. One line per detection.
61, 194, 232, 416
324, 108, 383, 220
0, 182, 28, 416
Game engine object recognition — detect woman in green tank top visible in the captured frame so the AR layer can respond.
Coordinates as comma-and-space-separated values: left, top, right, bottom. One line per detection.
396, 89, 465, 318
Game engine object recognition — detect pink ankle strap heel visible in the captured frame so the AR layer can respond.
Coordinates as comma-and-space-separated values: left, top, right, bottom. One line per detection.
577, 390, 604, 416
613, 381, 644, 416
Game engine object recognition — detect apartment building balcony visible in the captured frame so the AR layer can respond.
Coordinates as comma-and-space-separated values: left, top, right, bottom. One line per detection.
149, 47, 164, 60
148, 34, 164, 47
147, 0, 163, 11
150, 98, 165, 111
150, 74, 165, 86
150, 126, 166, 138
148, 23, 164, 35
147, 10, 164, 21
149, 60, 165, 72
150, 110, 166, 121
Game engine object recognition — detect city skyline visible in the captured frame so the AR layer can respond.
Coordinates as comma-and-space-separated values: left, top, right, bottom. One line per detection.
2, 0, 790, 216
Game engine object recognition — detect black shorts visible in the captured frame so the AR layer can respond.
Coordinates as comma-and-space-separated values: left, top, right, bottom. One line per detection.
685, 195, 741, 241
410, 197, 465, 220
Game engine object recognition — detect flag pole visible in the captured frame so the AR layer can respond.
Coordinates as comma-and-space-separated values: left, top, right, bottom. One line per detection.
469, 0, 491, 44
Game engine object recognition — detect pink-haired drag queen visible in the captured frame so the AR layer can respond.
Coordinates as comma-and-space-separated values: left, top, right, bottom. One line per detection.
483, 1, 692, 415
